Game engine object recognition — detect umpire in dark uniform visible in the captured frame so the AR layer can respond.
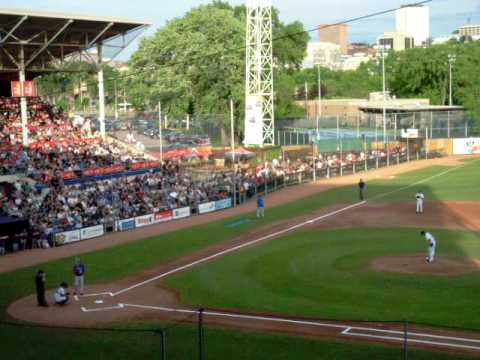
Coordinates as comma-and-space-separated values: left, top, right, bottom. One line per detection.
35, 270, 48, 307
358, 178, 366, 201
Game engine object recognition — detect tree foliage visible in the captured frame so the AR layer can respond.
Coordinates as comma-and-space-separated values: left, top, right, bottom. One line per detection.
296, 42, 480, 132
127, 1, 308, 131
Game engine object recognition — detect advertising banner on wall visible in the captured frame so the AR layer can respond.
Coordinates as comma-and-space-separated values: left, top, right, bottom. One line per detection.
172, 207, 191, 220
401, 128, 419, 139
198, 202, 216, 214
54, 230, 81, 246
154, 210, 173, 223
135, 214, 155, 228
215, 198, 232, 211
80, 225, 104, 240
11, 81, 36, 97
117, 218, 136, 232
453, 138, 480, 155
244, 95, 264, 146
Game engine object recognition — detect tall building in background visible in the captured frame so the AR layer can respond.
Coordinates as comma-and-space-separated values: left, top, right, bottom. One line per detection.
395, 5, 430, 47
318, 24, 348, 54
378, 32, 414, 51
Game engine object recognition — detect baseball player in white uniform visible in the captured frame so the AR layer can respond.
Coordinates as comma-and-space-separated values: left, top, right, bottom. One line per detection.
421, 231, 436, 263
415, 191, 424, 214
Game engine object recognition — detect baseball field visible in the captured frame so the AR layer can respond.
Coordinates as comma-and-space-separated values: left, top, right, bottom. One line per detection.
2, 156, 480, 359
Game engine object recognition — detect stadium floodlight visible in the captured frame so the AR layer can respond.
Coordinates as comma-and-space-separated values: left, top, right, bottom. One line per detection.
448, 54, 456, 107
244, 0, 275, 147
380, 44, 391, 156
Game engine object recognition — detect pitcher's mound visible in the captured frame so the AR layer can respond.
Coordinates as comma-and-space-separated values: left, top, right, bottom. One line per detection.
370, 255, 480, 276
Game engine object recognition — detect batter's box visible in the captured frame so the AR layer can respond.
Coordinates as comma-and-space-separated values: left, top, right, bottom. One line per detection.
342, 326, 480, 351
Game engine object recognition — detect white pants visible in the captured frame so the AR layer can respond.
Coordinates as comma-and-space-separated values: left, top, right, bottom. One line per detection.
257, 208, 264, 218
428, 246, 435, 262
75, 275, 84, 294
416, 200, 423, 213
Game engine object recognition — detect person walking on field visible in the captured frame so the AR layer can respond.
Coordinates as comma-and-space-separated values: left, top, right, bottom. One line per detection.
35, 270, 48, 307
73, 258, 85, 295
358, 179, 366, 201
421, 231, 436, 263
256, 194, 265, 218
416, 190, 425, 214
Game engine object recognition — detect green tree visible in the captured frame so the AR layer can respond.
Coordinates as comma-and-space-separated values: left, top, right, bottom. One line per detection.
128, 1, 308, 138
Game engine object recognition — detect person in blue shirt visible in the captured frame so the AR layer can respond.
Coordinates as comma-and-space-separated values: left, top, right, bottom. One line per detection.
73, 258, 85, 295
256, 194, 265, 218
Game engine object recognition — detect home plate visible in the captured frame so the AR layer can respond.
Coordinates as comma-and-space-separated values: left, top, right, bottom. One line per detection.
95, 300, 105, 304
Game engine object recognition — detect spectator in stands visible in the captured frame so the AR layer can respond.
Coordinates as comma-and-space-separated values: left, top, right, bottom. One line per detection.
35, 270, 48, 307
54, 282, 69, 306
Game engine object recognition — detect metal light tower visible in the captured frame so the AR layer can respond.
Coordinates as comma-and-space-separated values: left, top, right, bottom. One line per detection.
244, 0, 275, 146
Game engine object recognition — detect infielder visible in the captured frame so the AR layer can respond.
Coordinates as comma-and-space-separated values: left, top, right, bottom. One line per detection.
421, 231, 436, 263
415, 191, 425, 214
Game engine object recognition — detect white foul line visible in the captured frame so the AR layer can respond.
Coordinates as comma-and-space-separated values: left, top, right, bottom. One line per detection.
112, 158, 480, 297
344, 330, 480, 351
371, 157, 480, 201
111, 201, 367, 296
80, 303, 480, 351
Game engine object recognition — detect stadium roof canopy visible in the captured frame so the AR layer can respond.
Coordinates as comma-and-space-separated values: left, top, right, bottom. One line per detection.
0, 8, 151, 75
359, 105, 465, 114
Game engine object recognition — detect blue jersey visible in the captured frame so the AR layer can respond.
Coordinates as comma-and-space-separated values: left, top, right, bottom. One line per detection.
73, 263, 85, 276
257, 197, 264, 208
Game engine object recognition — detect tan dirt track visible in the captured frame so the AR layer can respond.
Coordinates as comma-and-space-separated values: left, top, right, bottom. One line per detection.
6, 155, 480, 355
0, 155, 472, 274
371, 255, 480, 276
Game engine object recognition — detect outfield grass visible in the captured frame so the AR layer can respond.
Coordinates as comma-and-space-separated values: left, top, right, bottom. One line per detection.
0, 159, 479, 359
165, 227, 480, 329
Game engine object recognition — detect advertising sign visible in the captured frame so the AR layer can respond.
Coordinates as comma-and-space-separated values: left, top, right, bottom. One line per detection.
215, 198, 232, 211
135, 214, 155, 228
401, 128, 419, 139
117, 218, 136, 231
244, 95, 264, 146
154, 210, 173, 223
198, 201, 216, 214
453, 138, 480, 155
80, 225, 104, 240
11, 81, 36, 97
54, 230, 81, 246
172, 207, 191, 220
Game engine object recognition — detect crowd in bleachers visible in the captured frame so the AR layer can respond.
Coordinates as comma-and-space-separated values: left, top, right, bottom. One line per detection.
0, 97, 148, 182
0, 96, 416, 254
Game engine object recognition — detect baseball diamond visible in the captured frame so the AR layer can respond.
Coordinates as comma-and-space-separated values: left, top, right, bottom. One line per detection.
1, 2, 480, 360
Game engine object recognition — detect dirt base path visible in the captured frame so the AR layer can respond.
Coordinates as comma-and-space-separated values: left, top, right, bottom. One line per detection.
0, 155, 474, 274
310, 201, 480, 231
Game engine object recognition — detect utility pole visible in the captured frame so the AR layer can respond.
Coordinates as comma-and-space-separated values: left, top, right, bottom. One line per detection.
304, 81, 308, 120
448, 54, 456, 106
114, 79, 118, 120
230, 99, 236, 207
316, 63, 322, 137
158, 101, 163, 164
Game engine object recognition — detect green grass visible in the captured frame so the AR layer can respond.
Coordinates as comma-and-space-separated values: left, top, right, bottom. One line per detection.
368, 159, 480, 202
0, 158, 479, 359
165, 227, 480, 329
1, 322, 477, 360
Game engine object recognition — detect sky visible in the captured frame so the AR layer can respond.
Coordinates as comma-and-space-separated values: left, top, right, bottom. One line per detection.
3, 0, 479, 60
